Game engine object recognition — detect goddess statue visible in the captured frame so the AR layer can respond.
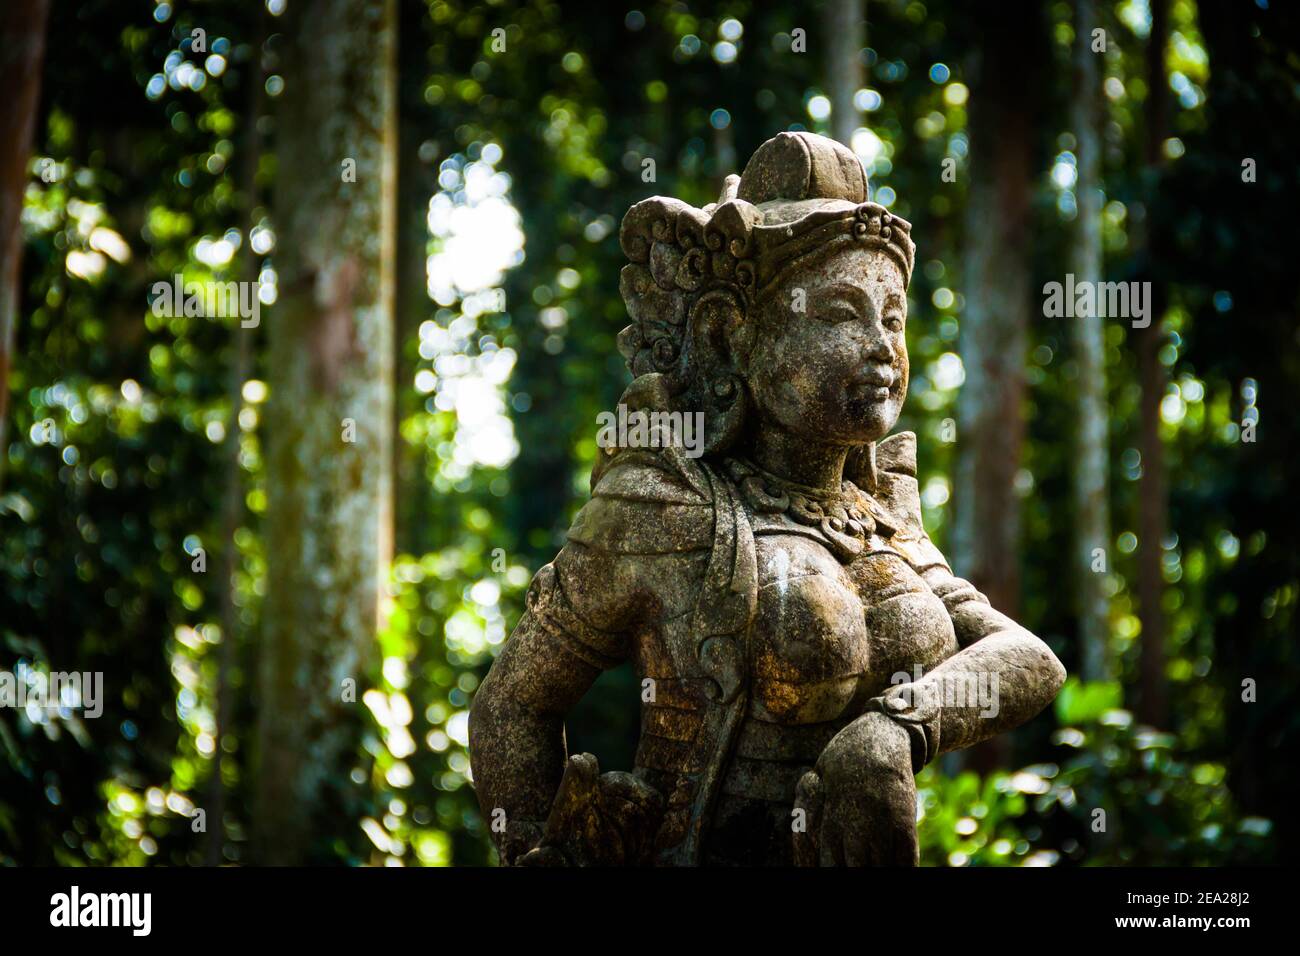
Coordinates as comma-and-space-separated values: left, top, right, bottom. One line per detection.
469, 131, 1065, 866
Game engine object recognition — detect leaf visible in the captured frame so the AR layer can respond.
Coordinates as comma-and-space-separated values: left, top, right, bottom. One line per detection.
1054, 677, 1123, 725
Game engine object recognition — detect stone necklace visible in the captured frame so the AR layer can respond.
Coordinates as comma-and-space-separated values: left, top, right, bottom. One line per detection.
724, 457, 896, 561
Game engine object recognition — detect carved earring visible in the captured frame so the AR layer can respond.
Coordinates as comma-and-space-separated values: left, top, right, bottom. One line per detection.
703, 372, 747, 455
845, 441, 879, 493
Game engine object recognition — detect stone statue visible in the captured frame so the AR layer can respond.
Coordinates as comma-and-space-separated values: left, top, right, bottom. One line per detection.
469, 131, 1065, 866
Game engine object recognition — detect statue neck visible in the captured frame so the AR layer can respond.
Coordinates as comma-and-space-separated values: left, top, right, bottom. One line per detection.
749, 423, 849, 492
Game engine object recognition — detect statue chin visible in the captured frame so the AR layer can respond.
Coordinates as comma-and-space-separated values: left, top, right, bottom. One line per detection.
766, 416, 894, 453
752, 391, 901, 450
842, 399, 902, 446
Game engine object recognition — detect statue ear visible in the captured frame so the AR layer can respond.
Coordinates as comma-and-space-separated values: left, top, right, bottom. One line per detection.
689, 289, 749, 374
687, 290, 750, 454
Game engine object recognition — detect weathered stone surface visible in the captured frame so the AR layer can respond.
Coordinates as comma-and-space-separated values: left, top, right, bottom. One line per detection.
469, 131, 1066, 866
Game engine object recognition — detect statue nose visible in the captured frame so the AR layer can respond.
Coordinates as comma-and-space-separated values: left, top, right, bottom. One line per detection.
863, 327, 893, 361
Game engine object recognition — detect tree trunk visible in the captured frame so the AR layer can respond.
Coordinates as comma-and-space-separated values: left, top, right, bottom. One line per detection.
207, 5, 266, 867
1136, 0, 1170, 727
255, 0, 397, 865
0, 0, 50, 492
953, 3, 1040, 770
824, 0, 865, 147
393, 0, 433, 557
1070, 0, 1112, 682
953, 4, 1037, 620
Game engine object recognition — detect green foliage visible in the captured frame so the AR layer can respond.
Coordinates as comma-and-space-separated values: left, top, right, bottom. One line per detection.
1054, 676, 1123, 724
920, 691, 1274, 866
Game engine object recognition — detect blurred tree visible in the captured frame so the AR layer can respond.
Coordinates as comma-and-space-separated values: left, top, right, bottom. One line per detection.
254, 0, 398, 864
394, 0, 437, 557
1135, 0, 1170, 727
207, 5, 267, 867
824, 0, 865, 147
0, 0, 51, 491
953, 3, 1040, 624
1070, 0, 1111, 682
953, 0, 1045, 770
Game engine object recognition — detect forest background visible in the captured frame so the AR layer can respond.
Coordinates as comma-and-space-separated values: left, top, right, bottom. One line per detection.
1, 0, 1296, 866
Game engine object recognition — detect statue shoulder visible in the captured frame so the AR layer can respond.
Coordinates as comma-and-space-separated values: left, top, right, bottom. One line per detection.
872, 432, 951, 575
567, 447, 716, 555
570, 373, 718, 556
876, 430, 918, 478
533, 445, 718, 663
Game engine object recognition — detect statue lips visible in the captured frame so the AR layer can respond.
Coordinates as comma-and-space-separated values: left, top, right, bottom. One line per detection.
849, 367, 895, 403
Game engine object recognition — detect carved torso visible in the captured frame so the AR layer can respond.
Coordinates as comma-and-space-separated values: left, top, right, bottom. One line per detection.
572, 435, 960, 864
679, 530, 957, 864
749, 532, 957, 724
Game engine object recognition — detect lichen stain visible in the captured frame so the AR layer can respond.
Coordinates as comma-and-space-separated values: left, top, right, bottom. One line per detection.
310, 256, 362, 393
768, 546, 791, 600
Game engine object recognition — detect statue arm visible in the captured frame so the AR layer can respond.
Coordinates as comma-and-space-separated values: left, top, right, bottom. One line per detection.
471, 441, 714, 862
878, 568, 1066, 768
798, 572, 1064, 865
468, 541, 641, 863
864, 432, 1066, 767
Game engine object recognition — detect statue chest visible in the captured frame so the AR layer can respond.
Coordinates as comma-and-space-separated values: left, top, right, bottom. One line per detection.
747, 531, 957, 724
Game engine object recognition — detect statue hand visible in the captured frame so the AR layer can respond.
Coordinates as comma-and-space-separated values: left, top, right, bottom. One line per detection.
497, 820, 546, 866
793, 710, 919, 866
514, 843, 568, 866
524, 753, 664, 866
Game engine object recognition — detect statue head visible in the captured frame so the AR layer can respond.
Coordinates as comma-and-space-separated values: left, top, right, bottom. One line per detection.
618, 132, 915, 476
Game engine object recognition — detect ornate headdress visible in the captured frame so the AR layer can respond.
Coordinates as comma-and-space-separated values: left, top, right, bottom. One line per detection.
617, 131, 915, 386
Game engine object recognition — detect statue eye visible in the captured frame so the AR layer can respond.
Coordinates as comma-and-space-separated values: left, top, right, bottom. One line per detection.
819, 304, 858, 324
883, 313, 905, 332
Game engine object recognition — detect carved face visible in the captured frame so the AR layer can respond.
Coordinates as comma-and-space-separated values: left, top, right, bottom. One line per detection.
743, 245, 909, 446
